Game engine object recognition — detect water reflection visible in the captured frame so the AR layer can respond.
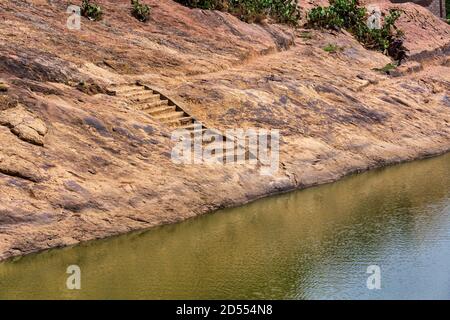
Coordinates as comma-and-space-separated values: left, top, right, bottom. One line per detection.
0, 153, 449, 299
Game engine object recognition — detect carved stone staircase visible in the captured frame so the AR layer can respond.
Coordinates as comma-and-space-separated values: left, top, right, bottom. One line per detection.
108, 83, 255, 164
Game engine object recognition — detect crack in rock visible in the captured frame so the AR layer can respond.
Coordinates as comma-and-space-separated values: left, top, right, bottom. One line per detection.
0, 104, 48, 146
0, 154, 45, 183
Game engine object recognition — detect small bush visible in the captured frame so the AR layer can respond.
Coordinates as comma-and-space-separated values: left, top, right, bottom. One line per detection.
372, 62, 397, 74
323, 43, 343, 53
175, 0, 301, 25
307, 0, 365, 30
299, 31, 313, 40
131, 0, 151, 22
307, 0, 407, 61
81, 0, 103, 21
447, 0, 450, 20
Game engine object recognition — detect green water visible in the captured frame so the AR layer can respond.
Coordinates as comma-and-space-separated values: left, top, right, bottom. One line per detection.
1, 154, 450, 300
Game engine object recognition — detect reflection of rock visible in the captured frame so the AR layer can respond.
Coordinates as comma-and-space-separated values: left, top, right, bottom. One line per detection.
0, 105, 48, 146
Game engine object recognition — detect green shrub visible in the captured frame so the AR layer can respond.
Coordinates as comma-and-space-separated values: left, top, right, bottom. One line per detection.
447, 0, 450, 20
299, 31, 313, 40
372, 62, 397, 74
131, 0, 151, 22
175, 0, 301, 25
323, 43, 343, 53
307, 0, 406, 61
307, 0, 365, 30
81, 0, 103, 21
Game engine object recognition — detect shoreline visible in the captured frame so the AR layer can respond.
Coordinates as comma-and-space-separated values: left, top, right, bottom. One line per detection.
2, 147, 449, 263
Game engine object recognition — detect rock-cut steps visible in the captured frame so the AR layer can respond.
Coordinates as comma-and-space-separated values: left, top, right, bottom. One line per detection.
108, 83, 255, 164
109, 84, 199, 130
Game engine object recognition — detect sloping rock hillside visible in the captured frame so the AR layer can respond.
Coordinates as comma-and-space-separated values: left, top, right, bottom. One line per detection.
0, 0, 449, 260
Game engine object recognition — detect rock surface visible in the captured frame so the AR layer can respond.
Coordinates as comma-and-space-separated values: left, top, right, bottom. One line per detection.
0, 105, 48, 146
0, 0, 449, 261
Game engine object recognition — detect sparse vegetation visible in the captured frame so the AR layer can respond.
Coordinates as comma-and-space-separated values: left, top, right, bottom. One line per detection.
81, 0, 103, 21
131, 0, 151, 22
373, 62, 398, 74
323, 43, 343, 53
447, 0, 450, 23
175, 0, 301, 25
307, 0, 407, 61
299, 31, 313, 40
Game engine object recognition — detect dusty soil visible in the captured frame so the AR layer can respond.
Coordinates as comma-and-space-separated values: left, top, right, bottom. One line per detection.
0, 0, 449, 261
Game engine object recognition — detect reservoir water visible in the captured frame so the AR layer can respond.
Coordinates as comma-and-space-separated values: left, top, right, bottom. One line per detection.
1, 153, 449, 299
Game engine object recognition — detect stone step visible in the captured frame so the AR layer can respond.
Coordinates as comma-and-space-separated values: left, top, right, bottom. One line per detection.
119, 88, 152, 98
125, 89, 159, 100
175, 129, 208, 138
165, 116, 193, 127
148, 105, 176, 116
111, 86, 143, 95
126, 91, 153, 99
140, 99, 169, 111
178, 123, 205, 131
109, 85, 246, 161
154, 111, 185, 121
129, 92, 160, 102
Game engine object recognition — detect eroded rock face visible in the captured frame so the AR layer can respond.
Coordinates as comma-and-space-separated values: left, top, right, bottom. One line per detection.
0, 95, 17, 110
0, 0, 449, 261
0, 153, 45, 183
0, 104, 48, 146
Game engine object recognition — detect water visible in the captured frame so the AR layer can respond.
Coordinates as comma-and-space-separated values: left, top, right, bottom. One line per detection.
0, 154, 449, 300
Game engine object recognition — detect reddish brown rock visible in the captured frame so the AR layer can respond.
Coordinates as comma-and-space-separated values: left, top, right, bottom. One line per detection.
0, 0, 449, 261
0, 105, 48, 146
